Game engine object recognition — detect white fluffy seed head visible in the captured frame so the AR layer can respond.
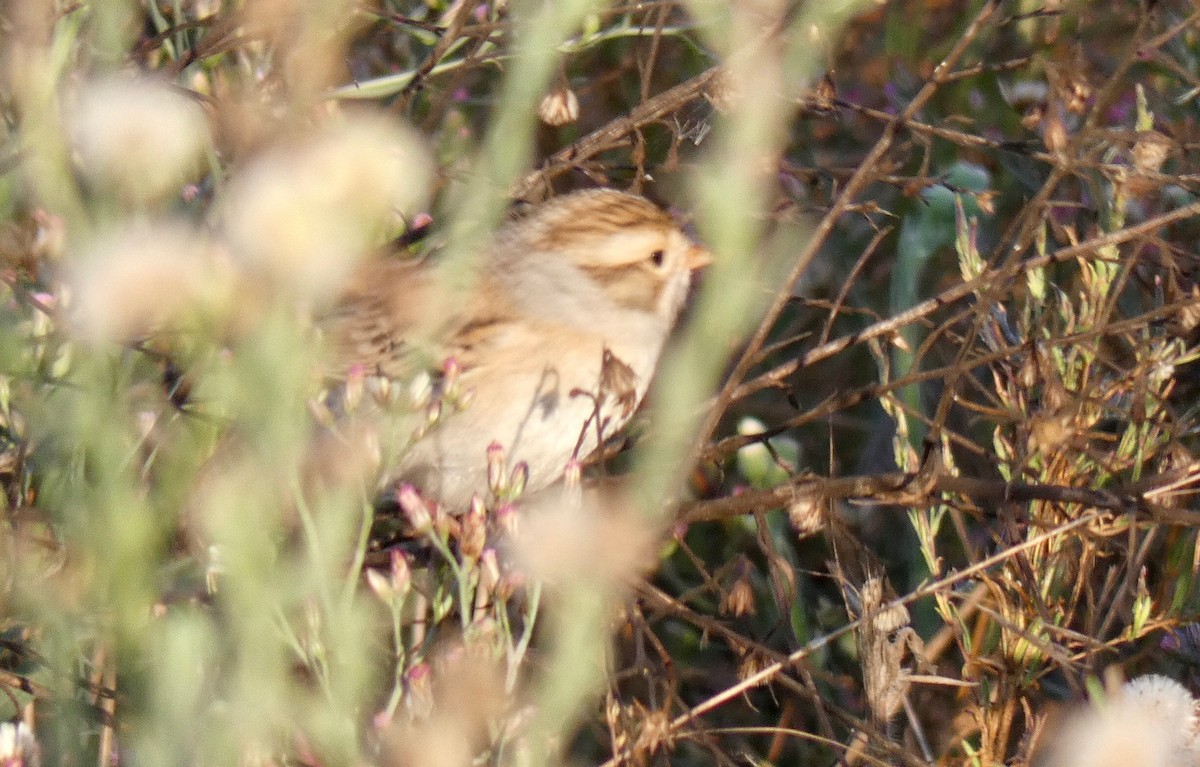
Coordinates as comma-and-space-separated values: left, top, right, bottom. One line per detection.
1042, 675, 1200, 767
222, 114, 432, 301
69, 75, 211, 204
67, 222, 229, 342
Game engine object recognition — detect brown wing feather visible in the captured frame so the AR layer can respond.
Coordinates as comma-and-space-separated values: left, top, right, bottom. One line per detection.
323, 258, 434, 380
323, 257, 518, 382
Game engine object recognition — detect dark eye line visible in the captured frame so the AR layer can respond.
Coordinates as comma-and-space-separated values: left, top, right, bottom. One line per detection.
649, 249, 666, 267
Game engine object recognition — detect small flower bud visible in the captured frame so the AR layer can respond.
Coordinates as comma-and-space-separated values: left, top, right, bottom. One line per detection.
1064, 75, 1091, 115
487, 441, 507, 495
408, 371, 433, 409
366, 567, 396, 604
508, 462, 529, 498
495, 502, 519, 538
538, 87, 580, 126
1132, 130, 1172, 175
433, 503, 458, 541
787, 496, 825, 537
369, 375, 394, 406
460, 494, 487, 560
397, 484, 432, 533
1041, 106, 1068, 155
442, 356, 461, 388
722, 575, 756, 617
389, 548, 411, 595
737, 651, 766, 681
425, 399, 443, 427
563, 458, 582, 490
468, 492, 486, 518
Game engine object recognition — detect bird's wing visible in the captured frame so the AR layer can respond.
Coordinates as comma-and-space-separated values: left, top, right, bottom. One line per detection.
322, 257, 434, 381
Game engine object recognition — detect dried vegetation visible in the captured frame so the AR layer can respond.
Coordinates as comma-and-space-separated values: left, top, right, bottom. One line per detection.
2, 1, 1200, 766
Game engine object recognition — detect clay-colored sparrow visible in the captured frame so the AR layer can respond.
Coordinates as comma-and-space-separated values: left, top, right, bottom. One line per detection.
323, 189, 709, 509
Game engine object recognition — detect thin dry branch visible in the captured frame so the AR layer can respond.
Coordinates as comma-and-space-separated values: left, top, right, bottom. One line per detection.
512, 65, 721, 198
728, 199, 1200, 404
601, 511, 1103, 767
678, 462, 1200, 526
692, 0, 1003, 454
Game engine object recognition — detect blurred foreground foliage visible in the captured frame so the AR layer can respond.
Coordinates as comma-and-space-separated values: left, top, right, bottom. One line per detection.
2, 1, 1200, 766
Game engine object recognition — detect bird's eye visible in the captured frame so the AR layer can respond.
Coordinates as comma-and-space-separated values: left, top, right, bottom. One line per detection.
648, 249, 666, 268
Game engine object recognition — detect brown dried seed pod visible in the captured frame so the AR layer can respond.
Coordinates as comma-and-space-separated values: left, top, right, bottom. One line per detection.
537, 87, 579, 126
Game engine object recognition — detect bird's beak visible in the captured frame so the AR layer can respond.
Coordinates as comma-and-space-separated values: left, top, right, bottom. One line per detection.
686, 244, 712, 271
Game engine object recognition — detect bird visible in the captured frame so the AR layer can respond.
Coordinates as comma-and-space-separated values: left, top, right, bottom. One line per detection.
320, 188, 711, 510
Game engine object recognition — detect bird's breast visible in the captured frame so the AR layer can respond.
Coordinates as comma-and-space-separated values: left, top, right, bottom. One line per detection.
393, 325, 660, 508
